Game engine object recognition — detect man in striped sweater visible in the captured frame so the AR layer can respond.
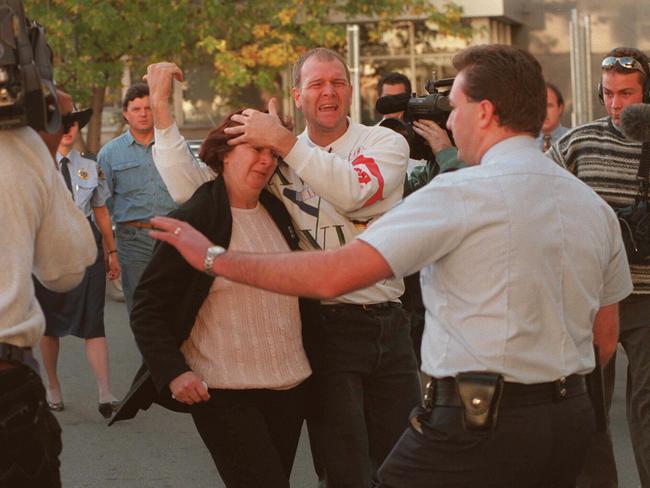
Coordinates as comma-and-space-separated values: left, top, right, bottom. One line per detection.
548, 46, 650, 488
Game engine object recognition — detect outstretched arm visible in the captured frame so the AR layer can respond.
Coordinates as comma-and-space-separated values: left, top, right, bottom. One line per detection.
148, 216, 393, 299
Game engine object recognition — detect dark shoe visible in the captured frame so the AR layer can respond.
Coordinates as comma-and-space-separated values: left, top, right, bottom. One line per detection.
98, 400, 120, 419
47, 400, 64, 412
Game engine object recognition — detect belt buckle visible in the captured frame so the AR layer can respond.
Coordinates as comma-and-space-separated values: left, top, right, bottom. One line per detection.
423, 379, 435, 410
554, 376, 568, 401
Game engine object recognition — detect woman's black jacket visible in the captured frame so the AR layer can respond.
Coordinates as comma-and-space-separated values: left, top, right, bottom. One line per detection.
110, 176, 309, 423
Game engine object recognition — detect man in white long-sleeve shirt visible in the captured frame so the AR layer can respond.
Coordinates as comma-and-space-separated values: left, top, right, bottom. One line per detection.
147, 47, 418, 487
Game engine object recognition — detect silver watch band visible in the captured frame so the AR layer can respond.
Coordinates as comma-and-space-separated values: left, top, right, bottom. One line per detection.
204, 246, 226, 277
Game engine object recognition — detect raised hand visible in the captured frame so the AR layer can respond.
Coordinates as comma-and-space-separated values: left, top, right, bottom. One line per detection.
224, 98, 296, 157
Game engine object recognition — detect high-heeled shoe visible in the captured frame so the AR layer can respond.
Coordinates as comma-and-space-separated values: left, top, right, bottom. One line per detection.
98, 400, 120, 419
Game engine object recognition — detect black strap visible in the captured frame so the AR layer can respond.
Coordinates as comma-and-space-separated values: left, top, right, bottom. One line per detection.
59, 156, 73, 196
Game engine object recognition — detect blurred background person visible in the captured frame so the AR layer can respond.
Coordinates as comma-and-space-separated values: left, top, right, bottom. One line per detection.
377, 71, 412, 120
98, 83, 176, 316
538, 82, 569, 151
35, 103, 121, 418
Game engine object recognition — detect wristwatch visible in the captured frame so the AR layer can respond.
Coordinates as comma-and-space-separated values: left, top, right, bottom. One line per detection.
203, 245, 226, 277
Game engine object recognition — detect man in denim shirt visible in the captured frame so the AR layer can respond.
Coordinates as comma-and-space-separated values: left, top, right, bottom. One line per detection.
98, 83, 176, 314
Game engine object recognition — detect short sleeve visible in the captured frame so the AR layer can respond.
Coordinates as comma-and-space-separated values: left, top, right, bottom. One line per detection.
358, 177, 467, 278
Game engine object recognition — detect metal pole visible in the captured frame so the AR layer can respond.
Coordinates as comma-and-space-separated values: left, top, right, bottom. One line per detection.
346, 24, 361, 123
584, 14, 593, 122
569, 10, 579, 127
409, 21, 416, 92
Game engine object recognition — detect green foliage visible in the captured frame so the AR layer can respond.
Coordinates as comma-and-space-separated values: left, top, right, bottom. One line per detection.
25, 0, 204, 106
25, 0, 470, 109
198, 1, 471, 98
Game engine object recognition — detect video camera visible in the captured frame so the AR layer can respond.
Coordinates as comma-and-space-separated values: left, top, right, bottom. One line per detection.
0, 0, 59, 132
376, 76, 454, 161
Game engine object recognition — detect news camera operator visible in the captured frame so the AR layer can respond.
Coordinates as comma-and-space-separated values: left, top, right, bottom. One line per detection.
375, 76, 466, 195
548, 46, 650, 488
0, 2, 96, 486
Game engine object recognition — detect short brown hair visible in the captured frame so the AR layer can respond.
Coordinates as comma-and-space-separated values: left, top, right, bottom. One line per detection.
292, 47, 350, 88
199, 109, 246, 173
199, 109, 288, 173
452, 44, 546, 136
122, 82, 149, 111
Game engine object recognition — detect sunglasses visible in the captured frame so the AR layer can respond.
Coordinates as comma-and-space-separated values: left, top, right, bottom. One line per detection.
601, 56, 647, 75
62, 113, 77, 134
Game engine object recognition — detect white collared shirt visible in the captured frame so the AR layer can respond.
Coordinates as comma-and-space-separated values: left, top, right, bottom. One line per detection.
359, 135, 632, 383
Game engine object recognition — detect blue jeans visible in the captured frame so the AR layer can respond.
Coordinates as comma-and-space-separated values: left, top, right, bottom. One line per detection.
115, 225, 156, 315
305, 303, 420, 488
0, 363, 62, 487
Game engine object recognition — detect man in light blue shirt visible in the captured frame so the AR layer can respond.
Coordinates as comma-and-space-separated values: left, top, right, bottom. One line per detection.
98, 83, 176, 314
537, 82, 569, 151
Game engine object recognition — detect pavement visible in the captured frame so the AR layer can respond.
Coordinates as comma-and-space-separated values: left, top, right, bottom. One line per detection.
39, 295, 641, 487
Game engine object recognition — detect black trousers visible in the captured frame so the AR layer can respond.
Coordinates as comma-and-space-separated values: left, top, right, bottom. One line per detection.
374, 393, 596, 488
0, 364, 62, 488
189, 382, 306, 488
305, 303, 421, 488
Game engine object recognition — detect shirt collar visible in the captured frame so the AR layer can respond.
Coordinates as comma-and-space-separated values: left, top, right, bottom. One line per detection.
550, 125, 567, 139
56, 149, 78, 165
480, 135, 537, 166
125, 130, 137, 146
303, 117, 352, 150
124, 129, 154, 147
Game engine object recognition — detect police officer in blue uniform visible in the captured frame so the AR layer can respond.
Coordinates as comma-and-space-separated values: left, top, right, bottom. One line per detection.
36, 104, 122, 418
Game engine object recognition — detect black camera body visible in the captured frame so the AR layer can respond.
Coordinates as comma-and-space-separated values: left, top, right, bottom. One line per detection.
377, 77, 454, 162
0, 0, 59, 132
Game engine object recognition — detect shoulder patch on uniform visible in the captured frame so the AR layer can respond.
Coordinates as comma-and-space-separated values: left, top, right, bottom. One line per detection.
97, 164, 106, 180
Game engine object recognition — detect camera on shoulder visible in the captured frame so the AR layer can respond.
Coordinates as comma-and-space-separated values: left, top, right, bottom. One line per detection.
376, 75, 454, 162
0, 0, 59, 132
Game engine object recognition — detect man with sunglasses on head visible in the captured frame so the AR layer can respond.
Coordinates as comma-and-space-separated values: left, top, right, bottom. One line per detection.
548, 47, 650, 488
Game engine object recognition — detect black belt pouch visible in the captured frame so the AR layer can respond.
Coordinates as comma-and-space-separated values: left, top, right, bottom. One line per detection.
455, 372, 504, 431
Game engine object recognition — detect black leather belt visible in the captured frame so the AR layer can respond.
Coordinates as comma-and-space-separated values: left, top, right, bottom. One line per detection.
322, 301, 402, 312
0, 343, 33, 370
430, 374, 587, 408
